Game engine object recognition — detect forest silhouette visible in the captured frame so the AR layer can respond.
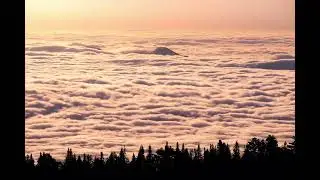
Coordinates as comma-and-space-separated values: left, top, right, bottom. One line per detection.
25, 135, 296, 179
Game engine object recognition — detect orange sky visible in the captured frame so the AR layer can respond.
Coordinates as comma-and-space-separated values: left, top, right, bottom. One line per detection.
26, 0, 294, 33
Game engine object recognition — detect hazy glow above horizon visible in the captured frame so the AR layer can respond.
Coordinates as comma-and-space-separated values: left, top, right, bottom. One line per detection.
26, 0, 294, 33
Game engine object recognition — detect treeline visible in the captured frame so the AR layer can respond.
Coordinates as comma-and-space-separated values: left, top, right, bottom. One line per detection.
25, 135, 296, 180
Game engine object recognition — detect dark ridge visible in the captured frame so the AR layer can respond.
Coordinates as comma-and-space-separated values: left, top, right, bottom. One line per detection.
25, 135, 295, 180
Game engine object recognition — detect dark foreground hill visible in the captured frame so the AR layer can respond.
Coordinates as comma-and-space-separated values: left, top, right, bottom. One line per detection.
25, 135, 296, 180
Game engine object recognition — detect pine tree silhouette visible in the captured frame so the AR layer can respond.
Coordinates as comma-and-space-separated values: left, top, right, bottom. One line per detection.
146, 145, 153, 162
26, 135, 295, 179
131, 153, 136, 164
136, 145, 145, 172
232, 141, 241, 160
266, 135, 279, 161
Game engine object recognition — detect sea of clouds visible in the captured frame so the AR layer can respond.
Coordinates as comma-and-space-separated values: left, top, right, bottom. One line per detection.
25, 32, 295, 159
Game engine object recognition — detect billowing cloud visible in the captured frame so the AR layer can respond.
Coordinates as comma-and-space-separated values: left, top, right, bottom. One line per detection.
156, 91, 201, 98
212, 99, 237, 105
83, 79, 110, 84
25, 33, 294, 160
132, 120, 159, 127
166, 81, 211, 87
158, 41, 201, 46
28, 123, 54, 130
191, 121, 210, 128
92, 125, 124, 131
141, 115, 183, 122
26, 45, 112, 54
121, 49, 152, 55
25, 52, 54, 56
157, 108, 200, 118
133, 80, 155, 86
70, 43, 104, 50
246, 60, 295, 70
272, 54, 295, 60
26, 132, 78, 139
219, 60, 295, 70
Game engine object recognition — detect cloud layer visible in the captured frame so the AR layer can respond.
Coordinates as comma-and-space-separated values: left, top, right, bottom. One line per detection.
219, 59, 295, 70
25, 32, 295, 159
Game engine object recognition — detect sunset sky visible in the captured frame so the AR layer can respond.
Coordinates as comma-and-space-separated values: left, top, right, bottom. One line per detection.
26, 0, 294, 33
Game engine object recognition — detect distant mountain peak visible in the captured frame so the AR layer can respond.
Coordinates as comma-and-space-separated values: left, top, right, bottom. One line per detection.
152, 47, 179, 56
